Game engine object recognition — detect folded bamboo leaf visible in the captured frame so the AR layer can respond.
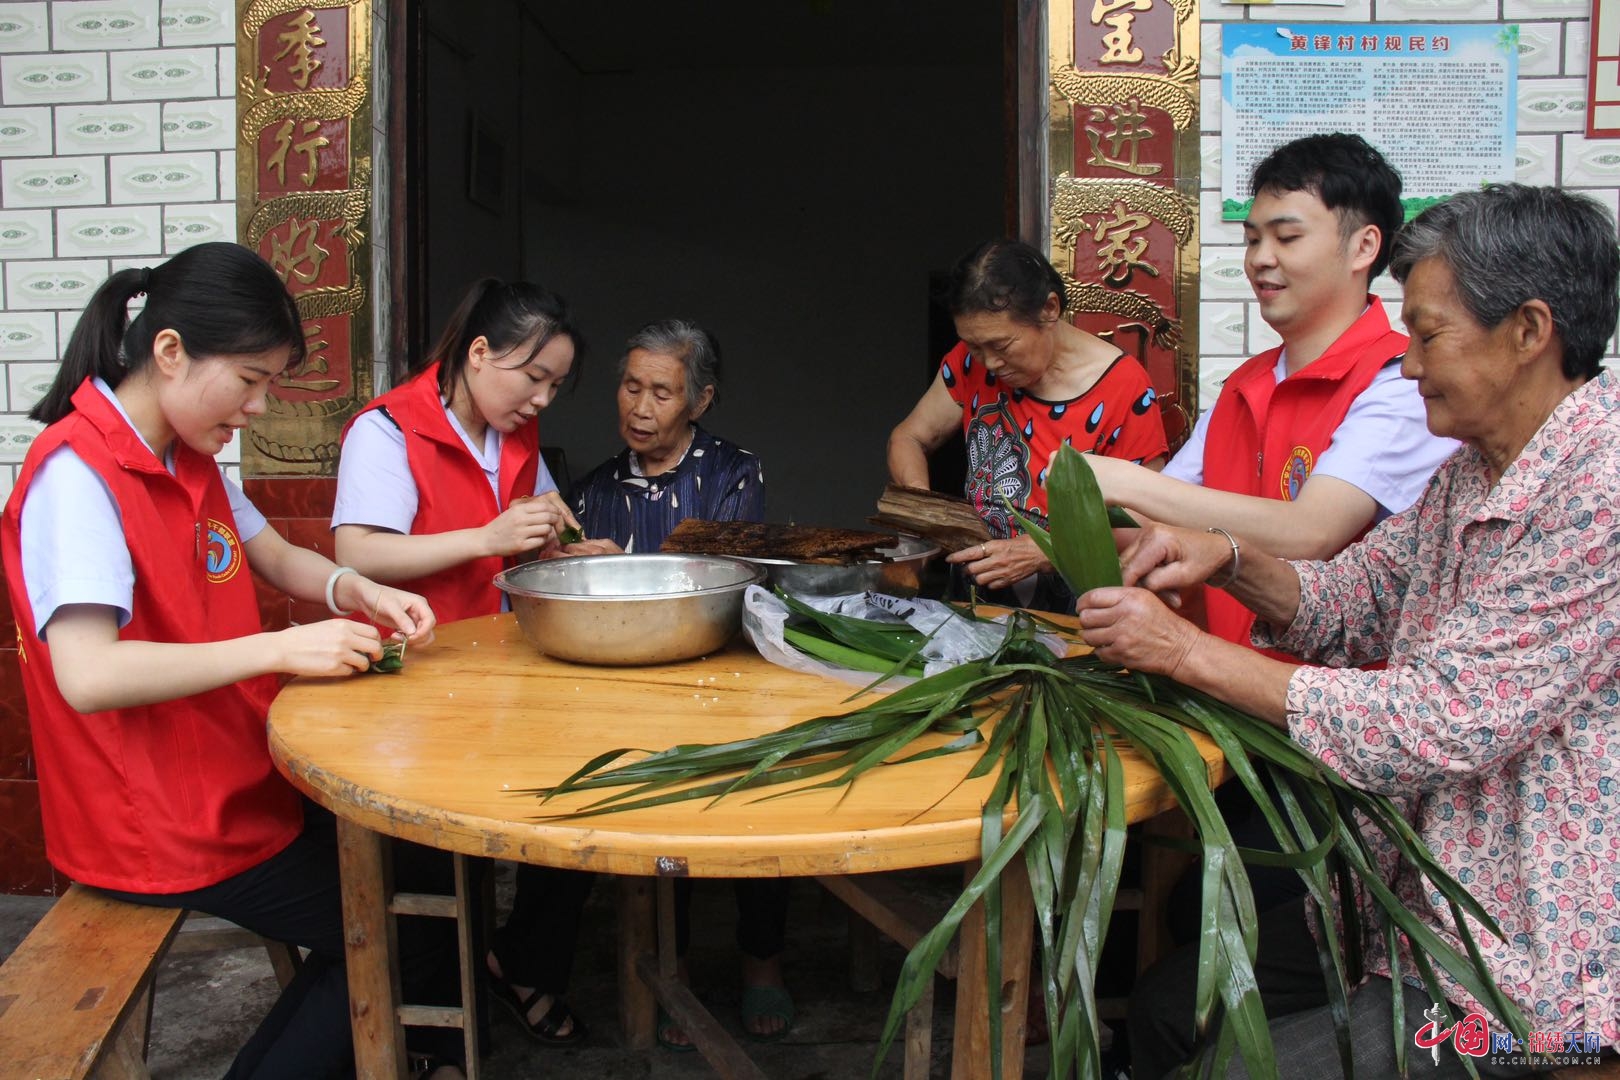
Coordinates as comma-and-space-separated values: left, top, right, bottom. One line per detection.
1045, 445, 1124, 594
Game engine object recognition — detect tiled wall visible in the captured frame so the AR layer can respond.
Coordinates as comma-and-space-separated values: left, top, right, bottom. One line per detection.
0, 0, 235, 894
1197, 0, 1620, 413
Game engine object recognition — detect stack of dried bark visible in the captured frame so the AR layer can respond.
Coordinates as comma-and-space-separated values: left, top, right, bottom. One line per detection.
867, 484, 989, 553
660, 519, 897, 564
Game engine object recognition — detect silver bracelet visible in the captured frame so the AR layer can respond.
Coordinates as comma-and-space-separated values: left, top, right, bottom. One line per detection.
1205, 527, 1241, 589
324, 566, 358, 616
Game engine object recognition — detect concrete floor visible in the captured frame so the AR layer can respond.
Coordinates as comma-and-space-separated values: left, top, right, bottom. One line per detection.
0, 863, 1096, 1079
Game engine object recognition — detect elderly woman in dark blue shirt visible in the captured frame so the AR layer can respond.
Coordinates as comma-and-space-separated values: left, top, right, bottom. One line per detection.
570, 319, 788, 1048
571, 319, 764, 552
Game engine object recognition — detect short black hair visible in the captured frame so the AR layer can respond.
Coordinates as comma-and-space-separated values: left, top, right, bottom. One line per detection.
1251, 133, 1404, 281
944, 238, 1066, 325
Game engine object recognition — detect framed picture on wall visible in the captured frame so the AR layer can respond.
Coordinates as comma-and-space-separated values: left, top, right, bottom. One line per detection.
468, 116, 506, 213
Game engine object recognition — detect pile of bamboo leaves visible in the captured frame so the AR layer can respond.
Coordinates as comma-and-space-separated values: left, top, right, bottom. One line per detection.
530, 447, 1527, 1080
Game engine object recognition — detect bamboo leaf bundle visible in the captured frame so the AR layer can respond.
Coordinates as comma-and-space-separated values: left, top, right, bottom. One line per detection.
525, 445, 1527, 1079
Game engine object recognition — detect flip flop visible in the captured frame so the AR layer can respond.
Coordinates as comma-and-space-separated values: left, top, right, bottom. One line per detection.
488, 971, 587, 1047
740, 984, 795, 1043
657, 1007, 697, 1052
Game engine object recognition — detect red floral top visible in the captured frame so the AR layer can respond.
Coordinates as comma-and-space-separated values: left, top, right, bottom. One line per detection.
940, 342, 1167, 539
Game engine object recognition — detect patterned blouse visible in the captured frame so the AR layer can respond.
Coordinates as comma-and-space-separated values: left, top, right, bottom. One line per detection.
939, 342, 1167, 540
1254, 370, 1620, 1044
572, 425, 765, 552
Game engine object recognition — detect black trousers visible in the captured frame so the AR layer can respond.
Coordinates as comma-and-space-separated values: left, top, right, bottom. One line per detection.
101, 805, 351, 1080
104, 805, 480, 1078
489, 864, 596, 994
673, 877, 790, 961
1129, 898, 1538, 1080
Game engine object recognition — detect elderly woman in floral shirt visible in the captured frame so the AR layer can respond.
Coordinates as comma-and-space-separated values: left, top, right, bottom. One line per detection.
1079, 184, 1619, 1078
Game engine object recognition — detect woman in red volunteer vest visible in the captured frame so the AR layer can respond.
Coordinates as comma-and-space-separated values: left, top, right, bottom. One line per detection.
332, 279, 594, 1049
0, 243, 436, 1079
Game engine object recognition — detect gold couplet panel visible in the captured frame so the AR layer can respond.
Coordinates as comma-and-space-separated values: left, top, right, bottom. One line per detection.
236, 0, 374, 476
1049, 0, 1200, 441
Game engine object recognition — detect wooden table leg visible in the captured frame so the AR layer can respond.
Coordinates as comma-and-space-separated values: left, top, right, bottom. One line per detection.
336, 816, 407, 1079
616, 876, 657, 1050
951, 857, 1032, 1080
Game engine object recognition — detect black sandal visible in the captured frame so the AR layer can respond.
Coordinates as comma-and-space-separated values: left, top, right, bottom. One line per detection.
488, 972, 587, 1046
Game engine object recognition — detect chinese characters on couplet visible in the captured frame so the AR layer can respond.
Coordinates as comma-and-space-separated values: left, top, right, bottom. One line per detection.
1085, 99, 1163, 177
273, 10, 325, 90
1090, 0, 1153, 66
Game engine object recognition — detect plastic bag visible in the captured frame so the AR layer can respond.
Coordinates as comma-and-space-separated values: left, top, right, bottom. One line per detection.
741, 585, 1066, 688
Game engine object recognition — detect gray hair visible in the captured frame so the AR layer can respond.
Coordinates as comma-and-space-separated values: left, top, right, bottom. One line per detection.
619, 319, 722, 409
1390, 184, 1619, 381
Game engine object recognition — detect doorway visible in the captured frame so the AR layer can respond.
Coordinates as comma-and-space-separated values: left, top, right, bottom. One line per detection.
398, 0, 1010, 528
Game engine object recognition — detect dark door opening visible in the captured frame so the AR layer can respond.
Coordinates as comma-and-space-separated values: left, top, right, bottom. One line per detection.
397, 1, 1010, 528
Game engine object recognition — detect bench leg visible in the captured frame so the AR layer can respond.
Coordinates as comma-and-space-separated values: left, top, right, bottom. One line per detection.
336, 816, 409, 1079
93, 1008, 152, 1080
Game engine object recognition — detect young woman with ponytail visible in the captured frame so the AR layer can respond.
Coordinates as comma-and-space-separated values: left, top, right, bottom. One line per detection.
1, 242, 438, 1079
332, 278, 594, 1049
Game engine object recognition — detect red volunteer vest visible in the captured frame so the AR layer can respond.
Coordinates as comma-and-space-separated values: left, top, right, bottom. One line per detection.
1201, 299, 1406, 649
352, 364, 539, 622
1, 379, 300, 893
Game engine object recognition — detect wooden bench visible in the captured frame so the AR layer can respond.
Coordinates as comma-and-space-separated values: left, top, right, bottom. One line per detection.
0, 884, 298, 1080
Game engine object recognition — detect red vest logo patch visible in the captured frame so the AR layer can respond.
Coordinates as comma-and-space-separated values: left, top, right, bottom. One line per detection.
1280, 445, 1314, 501
204, 518, 242, 583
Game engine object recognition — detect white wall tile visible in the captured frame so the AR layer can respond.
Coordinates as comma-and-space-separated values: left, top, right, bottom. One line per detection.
0, 309, 56, 359
160, 96, 229, 149
57, 204, 162, 256
8, 360, 55, 410
0, 104, 50, 154
1, 52, 107, 104
1247, 306, 1281, 355
1379, 0, 1504, 20
2, 154, 106, 207
1199, 77, 1219, 137
0, 413, 41, 462
215, 40, 232, 97
1200, 247, 1250, 300
1200, 22, 1221, 80
1197, 355, 1242, 413
4, 258, 107, 309
56, 102, 162, 154
109, 46, 214, 100
52, 0, 160, 50
1518, 77, 1591, 132
160, 0, 231, 47
1505, 0, 1590, 17
1514, 134, 1559, 185
108, 150, 214, 203
161, 199, 229, 250
1515, 24, 1563, 77
1200, 134, 1220, 189
1200, 189, 1243, 246
55, 308, 79, 348
218, 146, 233, 201
0, 4, 48, 53
1565, 20, 1587, 78
1562, 133, 1620, 186
1245, 0, 1371, 19
0, 207, 50, 256
1200, 301, 1246, 357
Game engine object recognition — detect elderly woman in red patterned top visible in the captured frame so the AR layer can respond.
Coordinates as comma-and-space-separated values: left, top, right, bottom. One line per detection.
1079, 184, 1620, 1077
887, 238, 1167, 611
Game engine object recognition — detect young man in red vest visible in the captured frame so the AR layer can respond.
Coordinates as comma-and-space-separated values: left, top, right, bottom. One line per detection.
1080, 134, 1459, 945
1085, 132, 1457, 650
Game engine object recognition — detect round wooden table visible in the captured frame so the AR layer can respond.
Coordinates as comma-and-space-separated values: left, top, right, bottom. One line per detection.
268, 612, 1225, 1079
